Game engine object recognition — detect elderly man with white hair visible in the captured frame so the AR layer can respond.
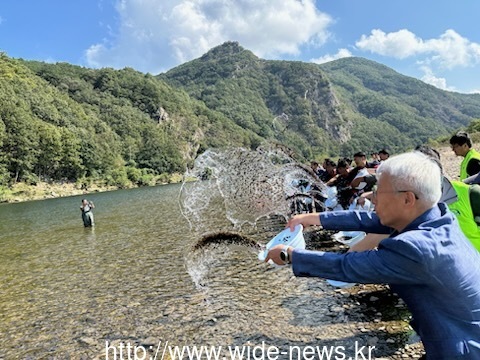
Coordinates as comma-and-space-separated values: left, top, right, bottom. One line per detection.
266, 152, 480, 359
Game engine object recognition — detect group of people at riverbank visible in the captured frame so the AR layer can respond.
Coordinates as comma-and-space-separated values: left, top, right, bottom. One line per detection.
311, 148, 389, 185
265, 131, 480, 359
310, 149, 389, 210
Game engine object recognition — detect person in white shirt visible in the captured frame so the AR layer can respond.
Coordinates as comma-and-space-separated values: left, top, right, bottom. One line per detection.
350, 151, 370, 191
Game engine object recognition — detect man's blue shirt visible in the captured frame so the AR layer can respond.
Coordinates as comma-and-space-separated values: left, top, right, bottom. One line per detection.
292, 203, 480, 359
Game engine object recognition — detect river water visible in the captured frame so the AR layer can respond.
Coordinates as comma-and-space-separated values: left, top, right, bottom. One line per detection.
0, 180, 413, 358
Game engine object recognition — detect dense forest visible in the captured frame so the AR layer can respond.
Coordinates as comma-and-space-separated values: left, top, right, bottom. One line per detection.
0, 52, 260, 188
1, 41, 480, 190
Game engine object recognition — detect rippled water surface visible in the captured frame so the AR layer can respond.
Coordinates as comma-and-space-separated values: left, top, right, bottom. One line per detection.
1, 151, 413, 359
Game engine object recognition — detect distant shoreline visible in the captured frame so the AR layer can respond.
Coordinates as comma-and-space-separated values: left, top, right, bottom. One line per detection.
0, 173, 186, 203
0, 143, 471, 204
0, 181, 127, 203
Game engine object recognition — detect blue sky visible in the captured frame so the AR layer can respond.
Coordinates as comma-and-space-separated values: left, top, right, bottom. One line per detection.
1, 0, 479, 93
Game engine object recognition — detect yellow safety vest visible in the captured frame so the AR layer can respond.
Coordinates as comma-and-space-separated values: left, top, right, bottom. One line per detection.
448, 181, 480, 251
460, 149, 480, 181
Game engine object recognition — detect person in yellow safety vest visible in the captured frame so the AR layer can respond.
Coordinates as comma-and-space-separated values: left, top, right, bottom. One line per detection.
350, 145, 480, 253
445, 180, 480, 252
449, 131, 480, 181
414, 145, 480, 251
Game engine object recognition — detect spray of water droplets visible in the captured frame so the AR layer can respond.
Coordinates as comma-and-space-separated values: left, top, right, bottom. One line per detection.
180, 143, 326, 241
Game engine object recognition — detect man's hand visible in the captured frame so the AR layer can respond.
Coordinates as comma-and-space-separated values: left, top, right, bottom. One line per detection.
265, 245, 291, 265
286, 213, 321, 231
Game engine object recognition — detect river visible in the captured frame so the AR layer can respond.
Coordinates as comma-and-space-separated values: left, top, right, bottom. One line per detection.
0, 183, 414, 359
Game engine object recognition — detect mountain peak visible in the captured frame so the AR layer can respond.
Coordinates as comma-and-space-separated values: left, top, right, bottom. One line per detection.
200, 41, 258, 61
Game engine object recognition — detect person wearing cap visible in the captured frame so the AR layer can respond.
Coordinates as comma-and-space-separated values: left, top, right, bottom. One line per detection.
450, 131, 480, 181
266, 152, 480, 359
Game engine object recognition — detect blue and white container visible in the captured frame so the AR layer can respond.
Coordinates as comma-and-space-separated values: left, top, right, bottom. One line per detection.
258, 224, 305, 262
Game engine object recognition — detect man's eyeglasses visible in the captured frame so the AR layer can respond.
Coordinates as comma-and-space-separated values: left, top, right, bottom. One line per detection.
372, 186, 419, 200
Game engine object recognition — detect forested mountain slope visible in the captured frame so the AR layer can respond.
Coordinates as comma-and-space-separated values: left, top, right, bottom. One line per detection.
1, 41, 479, 189
0, 54, 259, 186
161, 42, 480, 155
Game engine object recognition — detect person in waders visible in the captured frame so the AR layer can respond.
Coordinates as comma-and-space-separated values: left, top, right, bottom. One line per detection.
80, 199, 95, 227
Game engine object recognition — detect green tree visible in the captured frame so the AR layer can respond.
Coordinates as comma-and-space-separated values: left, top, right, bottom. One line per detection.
36, 122, 62, 179
1, 103, 39, 182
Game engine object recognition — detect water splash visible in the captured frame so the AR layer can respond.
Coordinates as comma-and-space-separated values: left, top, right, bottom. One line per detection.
180, 143, 327, 236
180, 144, 328, 289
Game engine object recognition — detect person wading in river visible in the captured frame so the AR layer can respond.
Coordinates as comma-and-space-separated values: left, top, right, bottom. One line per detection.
80, 199, 95, 227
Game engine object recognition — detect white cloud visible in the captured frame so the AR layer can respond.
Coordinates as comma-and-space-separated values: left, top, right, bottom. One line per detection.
426, 30, 480, 69
310, 48, 352, 64
356, 29, 480, 69
419, 66, 455, 92
356, 29, 423, 59
85, 44, 105, 68
85, 0, 332, 73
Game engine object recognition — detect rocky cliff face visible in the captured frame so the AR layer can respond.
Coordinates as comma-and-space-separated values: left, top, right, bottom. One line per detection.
161, 42, 480, 157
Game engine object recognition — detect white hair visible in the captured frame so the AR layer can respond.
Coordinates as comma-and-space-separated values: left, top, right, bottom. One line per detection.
376, 152, 442, 207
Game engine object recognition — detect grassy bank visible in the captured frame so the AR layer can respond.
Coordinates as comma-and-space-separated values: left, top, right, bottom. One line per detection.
0, 173, 186, 203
